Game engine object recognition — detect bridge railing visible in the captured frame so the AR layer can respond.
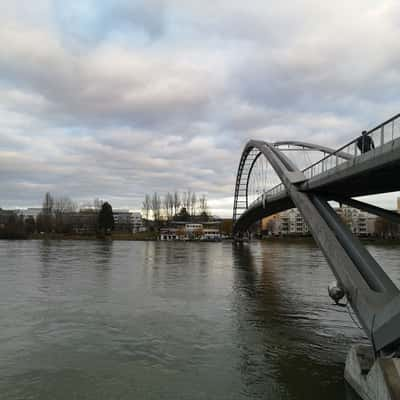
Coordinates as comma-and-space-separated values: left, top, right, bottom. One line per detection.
248, 183, 285, 208
304, 112, 400, 179
247, 113, 400, 210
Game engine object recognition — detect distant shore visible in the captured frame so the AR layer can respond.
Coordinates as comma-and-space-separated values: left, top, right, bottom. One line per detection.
0, 231, 159, 241
2, 233, 400, 245
260, 235, 400, 245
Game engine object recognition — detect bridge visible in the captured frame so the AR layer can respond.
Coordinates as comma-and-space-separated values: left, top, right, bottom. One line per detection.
232, 113, 400, 400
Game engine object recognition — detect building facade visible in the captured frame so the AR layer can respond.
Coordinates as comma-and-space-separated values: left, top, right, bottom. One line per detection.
111, 210, 144, 233
263, 205, 378, 237
160, 222, 221, 241
112, 209, 132, 231
336, 206, 377, 237
131, 212, 145, 233
264, 209, 309, 236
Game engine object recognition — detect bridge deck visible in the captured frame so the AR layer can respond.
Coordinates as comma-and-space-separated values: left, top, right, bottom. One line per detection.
303, 136, 400, 197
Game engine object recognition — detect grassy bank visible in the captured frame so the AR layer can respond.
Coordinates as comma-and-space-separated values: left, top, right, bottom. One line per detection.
27, 231, 159, 241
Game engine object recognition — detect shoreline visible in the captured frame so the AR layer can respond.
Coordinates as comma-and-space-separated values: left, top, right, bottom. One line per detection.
1, 234, 400, 245
261, 236, 400, 245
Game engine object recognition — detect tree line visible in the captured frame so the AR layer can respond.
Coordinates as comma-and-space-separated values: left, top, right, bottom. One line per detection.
142, 191, 209, 222
38, 192, 115, 234
0, 213, 33, 239
0, 192, 115, 238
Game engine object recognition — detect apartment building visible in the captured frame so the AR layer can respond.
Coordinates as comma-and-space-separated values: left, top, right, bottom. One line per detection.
131, 212, 144, 233
336, 206, 377, 237
113, 210, 144, 232
263, 205, 377, 237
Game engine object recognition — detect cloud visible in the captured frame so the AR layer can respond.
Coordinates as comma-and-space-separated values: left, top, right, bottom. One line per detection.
0, 24, 220, 130
0, 0, 399, 215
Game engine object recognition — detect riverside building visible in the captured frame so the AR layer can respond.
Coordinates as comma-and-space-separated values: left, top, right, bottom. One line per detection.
160, 222, 221, 241
263, 205, 378, 237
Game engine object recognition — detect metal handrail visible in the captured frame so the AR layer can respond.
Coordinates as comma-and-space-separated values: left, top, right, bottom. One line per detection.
247, 113, 400, 210
303, 112, 400, 178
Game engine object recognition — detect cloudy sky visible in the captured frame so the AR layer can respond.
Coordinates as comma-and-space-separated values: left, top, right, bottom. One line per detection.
1, 1, 400, 216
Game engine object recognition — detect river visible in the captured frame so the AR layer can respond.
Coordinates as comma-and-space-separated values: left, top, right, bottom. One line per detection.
1, 240, 399, 399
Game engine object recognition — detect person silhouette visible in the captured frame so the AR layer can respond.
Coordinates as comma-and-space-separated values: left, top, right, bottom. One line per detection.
356, 130, 375, 153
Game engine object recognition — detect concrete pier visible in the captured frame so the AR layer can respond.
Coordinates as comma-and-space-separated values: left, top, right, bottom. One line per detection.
345, 345, 400, 400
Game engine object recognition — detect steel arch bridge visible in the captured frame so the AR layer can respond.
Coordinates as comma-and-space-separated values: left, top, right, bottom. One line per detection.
232, 114, 400, 381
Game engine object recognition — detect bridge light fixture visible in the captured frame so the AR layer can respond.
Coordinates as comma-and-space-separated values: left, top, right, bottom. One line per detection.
328, 281, 345, 304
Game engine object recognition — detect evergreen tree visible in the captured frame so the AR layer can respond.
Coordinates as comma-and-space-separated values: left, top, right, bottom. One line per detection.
176, 207, 190, 221
25, 216, 36, 235
98, 202, 114, 234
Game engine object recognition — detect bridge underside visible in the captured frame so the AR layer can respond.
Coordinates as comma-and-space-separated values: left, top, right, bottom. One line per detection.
234, 194, 293, 233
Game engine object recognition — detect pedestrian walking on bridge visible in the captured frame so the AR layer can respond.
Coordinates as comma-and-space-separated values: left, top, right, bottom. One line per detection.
356, 130, 375, 153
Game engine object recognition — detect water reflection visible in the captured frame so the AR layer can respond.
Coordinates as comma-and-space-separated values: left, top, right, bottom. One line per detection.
149, 242, 219, 293
38, 240, 114, 293
232, 242, 362, 399
92, 240, 113, 287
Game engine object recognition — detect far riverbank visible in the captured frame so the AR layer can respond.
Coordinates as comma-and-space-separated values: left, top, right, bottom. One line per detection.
26, 231, 159, 241
261, 235, 400, 246
2, 233, 400, 246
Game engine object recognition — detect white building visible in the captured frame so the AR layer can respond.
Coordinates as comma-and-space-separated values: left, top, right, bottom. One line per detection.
202, 229, 221, 241
264, 209, 309, 236
112, 210, 144, 233
160, 223, 221, 241
131, 212, 145, 232
264, 205, 377, 237
113, 209, 131, 223
160, 228, 179, 241
281, 209, 309, 235
336, 206, 376, 236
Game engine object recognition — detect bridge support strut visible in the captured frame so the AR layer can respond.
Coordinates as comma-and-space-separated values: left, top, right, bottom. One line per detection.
345, 345, 400, 400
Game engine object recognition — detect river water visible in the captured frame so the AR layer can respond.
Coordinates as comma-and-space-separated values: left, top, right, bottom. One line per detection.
1, 240, 399, 400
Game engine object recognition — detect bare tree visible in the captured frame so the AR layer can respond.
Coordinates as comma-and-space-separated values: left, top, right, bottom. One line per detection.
199, 194, 208, 216
42, 192, 54, 215
163, 194, 170, 221
79, 198, 103, 212
142, 194, 151, 221
181, 192, 187, 213
54, 196, 77, 215
163, 192, 174, 220
151, 192, 162, 222
53, 196, 77, 233
173, 191, 181, 216
183, 190, 191, 212
190, 192, 197, 216
93, 198, 104, 211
